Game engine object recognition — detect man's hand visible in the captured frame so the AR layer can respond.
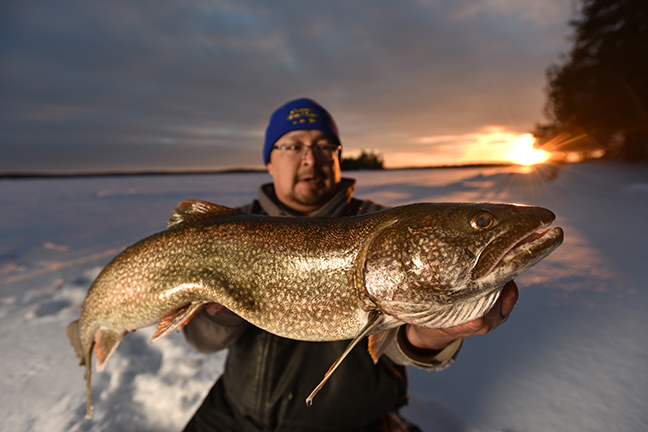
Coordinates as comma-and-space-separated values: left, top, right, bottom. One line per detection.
204, 303, 226, 316
405, 280, 519, 351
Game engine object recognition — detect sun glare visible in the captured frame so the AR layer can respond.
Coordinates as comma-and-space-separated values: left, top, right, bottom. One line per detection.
385, 128, 554, 168
507, 134, 551, 165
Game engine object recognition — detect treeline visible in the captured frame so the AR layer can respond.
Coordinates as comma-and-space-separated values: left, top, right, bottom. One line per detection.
534, 0, 647, 162
341, 149, 384, 170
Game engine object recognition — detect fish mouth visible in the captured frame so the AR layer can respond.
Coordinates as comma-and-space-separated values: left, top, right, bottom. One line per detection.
471, 222, 564, 280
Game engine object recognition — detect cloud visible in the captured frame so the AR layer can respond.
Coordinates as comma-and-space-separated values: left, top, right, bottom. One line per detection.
0, 0, 573, 173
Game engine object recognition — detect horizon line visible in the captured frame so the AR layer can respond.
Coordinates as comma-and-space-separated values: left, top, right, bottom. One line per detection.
0, 162, 522, 180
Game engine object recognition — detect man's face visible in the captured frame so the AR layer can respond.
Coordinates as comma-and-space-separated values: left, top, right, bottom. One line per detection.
266, 129, 342, 214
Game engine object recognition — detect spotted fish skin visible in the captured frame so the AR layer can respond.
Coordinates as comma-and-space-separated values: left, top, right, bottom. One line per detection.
67, 200, 563, 418
362, 203, 563, 329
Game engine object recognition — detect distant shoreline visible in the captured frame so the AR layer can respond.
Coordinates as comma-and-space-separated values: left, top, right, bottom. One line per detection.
0, 167, 267, 180
0, 162, 516, 180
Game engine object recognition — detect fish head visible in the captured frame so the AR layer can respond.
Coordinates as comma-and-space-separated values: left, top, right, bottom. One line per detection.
362, 203, 563, 328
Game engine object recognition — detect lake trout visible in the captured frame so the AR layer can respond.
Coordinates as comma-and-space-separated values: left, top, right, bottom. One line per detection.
67, 200, 563, 418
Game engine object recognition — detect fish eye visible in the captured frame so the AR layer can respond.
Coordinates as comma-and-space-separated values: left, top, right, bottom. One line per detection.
470, 211, 495, 230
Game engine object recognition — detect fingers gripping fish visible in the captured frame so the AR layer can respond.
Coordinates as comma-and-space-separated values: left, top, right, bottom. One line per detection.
67, 200, 564, 418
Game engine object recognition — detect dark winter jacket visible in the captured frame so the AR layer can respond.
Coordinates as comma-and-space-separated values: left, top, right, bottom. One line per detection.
182, 178, 462, 432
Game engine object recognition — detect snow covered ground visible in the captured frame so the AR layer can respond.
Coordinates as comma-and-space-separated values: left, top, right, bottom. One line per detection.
1, 162, 646, 432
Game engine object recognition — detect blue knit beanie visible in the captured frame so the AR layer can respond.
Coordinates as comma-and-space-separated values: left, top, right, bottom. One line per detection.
263, 98, 341, 165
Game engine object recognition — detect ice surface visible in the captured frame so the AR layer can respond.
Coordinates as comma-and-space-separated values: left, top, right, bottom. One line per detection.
1, 163, 646, 431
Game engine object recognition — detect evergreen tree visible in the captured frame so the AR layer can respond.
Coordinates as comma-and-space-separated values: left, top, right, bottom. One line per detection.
341, 149, 384, 170
537, 0, 648, 161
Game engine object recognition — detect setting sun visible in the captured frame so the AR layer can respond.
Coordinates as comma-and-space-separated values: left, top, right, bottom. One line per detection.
385, 128, 554, 168
507, 134, 551, 165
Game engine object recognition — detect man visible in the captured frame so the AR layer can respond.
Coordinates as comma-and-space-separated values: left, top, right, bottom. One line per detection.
182, 98, 519, 431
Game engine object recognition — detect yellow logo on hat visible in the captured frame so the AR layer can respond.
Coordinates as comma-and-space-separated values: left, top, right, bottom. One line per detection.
287, 108, 320, 125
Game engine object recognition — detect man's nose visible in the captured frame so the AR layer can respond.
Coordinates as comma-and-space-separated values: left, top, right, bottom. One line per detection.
300, 144, 318, 164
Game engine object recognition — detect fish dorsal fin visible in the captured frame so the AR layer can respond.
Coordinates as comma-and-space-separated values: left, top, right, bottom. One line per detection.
168, 199, 241, 229
305, 310, 383, 406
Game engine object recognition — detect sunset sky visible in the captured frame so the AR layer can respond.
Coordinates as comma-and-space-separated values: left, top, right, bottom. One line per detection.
1, 0, 574, 173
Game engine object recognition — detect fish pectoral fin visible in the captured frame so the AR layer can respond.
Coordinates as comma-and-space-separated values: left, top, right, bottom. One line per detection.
305, 310, 383, 406
367, 327, 399, 364
151, 302, 206, 343
94, 327, 126, 372
168, 200, 241, 229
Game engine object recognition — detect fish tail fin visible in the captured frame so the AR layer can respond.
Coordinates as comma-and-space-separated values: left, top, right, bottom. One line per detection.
66, 320, 96, 419
151, 302, 206, 343
84, 354, 93, 420
66, 320, 85, 366
367, 327, 399, 364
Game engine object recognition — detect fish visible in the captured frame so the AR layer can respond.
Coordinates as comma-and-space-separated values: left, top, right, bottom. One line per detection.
67, 200, 564, 418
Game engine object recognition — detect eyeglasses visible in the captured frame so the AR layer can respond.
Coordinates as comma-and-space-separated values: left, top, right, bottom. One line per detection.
272, 143, 341, 160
